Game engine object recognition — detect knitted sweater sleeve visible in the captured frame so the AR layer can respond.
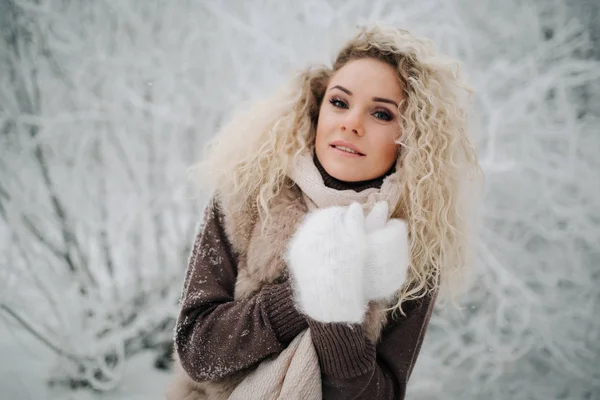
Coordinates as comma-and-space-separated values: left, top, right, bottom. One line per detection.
308, 292, 437, 400
174, 198, 308, 382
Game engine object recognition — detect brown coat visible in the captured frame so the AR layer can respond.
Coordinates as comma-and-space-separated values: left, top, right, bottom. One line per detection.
167, 180, 437, 399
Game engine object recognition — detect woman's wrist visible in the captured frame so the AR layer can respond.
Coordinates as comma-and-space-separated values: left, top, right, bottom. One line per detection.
260, 282, 308, 344
307, 319, 376, 379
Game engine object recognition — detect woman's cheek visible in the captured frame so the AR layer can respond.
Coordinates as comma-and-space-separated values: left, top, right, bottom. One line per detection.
325, 110, 341, 132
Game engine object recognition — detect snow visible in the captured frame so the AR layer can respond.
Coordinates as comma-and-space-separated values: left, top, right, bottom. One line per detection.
0, 322, 170, 400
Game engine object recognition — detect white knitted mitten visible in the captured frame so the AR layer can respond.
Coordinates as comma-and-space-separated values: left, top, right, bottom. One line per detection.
286, 203, 368, 323
363, 201, 410, 301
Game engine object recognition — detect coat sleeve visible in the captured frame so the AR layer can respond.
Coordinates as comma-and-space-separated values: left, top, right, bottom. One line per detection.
308, 292, 437, 400
174, 197, 308, 382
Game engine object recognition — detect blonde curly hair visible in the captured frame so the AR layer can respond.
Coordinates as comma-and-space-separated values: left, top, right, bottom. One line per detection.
192, 24, 482, 313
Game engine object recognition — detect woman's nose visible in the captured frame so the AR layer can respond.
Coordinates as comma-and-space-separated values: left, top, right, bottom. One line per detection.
340, 111, 364, 137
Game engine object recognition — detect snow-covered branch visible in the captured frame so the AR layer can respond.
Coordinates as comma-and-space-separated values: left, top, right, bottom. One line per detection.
0, 0, 598, 398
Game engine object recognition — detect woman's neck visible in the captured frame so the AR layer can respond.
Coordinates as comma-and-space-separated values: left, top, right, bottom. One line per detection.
313, 152, 395, 193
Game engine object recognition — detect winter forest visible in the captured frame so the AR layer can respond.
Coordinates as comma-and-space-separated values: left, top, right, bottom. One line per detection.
0, 0, 599, 399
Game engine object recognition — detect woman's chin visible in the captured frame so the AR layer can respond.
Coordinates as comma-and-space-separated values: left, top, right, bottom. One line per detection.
325, 166, 365, 182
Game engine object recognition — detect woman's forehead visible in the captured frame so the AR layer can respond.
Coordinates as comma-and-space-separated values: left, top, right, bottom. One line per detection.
328, 58, 404, 101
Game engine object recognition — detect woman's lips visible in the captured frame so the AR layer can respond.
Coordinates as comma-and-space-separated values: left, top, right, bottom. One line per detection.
330, 145, 365, 157
329, 140, 365, 155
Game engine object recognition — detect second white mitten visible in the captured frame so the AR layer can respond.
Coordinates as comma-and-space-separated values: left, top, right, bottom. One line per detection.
364, 202, 410, 301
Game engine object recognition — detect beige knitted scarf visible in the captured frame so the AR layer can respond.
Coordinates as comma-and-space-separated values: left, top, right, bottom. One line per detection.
228, 150, 402, 400
288, 149, 403, 215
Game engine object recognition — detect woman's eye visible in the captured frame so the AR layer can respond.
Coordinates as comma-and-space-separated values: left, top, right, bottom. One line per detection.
329, 98, 348, 109
374, 110, 393, 121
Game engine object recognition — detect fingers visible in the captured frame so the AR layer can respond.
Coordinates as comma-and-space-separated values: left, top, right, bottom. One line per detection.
365, 201, 388, 233
344, 202, 365, 232
307, 203, 402, 239
382, 218, 408, 237
364, 220, 411, 301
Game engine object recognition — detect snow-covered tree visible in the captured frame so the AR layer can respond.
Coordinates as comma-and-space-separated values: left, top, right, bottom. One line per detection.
0, 0, 598, 398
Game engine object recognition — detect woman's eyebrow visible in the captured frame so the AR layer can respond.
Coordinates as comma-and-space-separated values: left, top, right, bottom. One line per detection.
330, 85, 352, 96
372, 97, 398, 108
330, 85, 398, 108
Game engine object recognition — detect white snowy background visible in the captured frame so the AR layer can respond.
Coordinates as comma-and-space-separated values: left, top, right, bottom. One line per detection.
1, 0, 599, 399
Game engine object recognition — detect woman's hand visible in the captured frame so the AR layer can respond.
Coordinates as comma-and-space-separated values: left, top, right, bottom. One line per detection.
364, 201, 410, 301
286, 201, 410, 323
286, 203, 368, 323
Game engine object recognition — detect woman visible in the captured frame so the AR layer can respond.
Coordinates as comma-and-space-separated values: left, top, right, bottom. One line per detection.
167, 25, 480, 400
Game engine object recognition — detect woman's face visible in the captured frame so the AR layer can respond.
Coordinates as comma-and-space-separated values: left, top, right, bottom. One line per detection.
315, 57, 403, 182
